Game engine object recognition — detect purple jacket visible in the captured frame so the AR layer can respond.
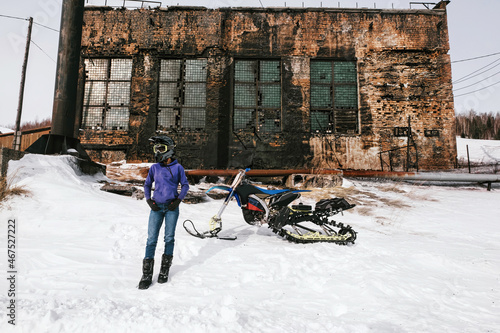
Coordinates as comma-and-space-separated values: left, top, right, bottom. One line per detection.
144, 160, 190, 204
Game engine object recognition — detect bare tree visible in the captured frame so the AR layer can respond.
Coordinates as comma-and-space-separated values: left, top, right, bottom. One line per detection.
455, 110, 500, 140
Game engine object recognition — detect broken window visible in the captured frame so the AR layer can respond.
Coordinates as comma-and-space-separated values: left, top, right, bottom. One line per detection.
158, 59, 207, 131
233, 59, 281, 133
310, 60, 358, 134
82, 58, 132, 130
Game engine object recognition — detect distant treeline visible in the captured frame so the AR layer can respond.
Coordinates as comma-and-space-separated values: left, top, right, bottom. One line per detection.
455, 111, 500, 140
1, 118, 51, 132
20, 118, 52, 131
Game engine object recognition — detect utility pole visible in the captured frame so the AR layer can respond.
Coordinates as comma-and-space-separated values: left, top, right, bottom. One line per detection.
13, 17, 33, 151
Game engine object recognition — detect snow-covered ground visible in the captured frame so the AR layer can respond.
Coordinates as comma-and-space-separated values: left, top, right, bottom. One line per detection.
0, 139, 499, 333
456, 137, 500, 165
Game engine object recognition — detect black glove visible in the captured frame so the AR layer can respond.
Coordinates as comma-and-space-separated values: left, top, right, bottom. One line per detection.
147, 199, 161, 211
168, 198, 181, 211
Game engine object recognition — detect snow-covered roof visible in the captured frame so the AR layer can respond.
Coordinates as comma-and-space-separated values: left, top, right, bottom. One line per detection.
0, 127, 14, 134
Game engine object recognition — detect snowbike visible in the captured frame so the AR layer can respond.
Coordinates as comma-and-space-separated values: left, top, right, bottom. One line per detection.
183, 169, 357, 245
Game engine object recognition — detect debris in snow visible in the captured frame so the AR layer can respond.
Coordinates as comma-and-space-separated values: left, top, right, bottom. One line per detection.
100, 182, 144, 199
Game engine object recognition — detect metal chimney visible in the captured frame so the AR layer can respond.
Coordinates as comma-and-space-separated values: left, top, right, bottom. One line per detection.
26, 0, 90, 159
51, 0, 84, 138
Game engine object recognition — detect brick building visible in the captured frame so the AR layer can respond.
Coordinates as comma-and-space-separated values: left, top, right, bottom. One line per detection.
78, 1, 456, 170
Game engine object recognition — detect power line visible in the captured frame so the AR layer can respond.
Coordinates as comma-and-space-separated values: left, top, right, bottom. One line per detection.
452, 51, 500, 64
453, 57, 500, 84
454, 79, 500, 98
33, 21, 59, 33
0, 13, 28, 21
454, 61, 500, 86
31, 39, 57, 63
453, 69, 500, 91
0, 14, 59, 32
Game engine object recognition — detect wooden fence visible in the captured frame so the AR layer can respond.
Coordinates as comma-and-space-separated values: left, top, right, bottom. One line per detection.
0, 126, 51, 151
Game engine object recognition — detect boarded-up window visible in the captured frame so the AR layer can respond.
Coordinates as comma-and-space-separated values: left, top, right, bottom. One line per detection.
158, 59, 207, 131
310, 60, 358, 134
233, 60, 281, 133
82, 58, 132, 130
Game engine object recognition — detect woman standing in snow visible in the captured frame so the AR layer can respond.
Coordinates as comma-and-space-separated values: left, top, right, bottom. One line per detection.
138, 136, 190, 290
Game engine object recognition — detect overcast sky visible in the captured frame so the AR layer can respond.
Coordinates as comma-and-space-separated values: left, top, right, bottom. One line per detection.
1, 0, 499, 127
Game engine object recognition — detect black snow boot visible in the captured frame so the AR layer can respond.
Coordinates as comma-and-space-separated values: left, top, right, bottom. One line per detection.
157, 254, 173, 284
138, 258, 154, 290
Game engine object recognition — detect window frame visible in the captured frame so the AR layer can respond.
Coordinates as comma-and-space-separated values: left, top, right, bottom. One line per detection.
157, 58, 208, 132
82, 57, 133, 131
310, 59, 359, 135
233, 59, 283, 133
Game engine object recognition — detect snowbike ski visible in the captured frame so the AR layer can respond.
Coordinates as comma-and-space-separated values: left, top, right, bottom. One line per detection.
183, 217, 237, 240
183, 169, 250, 240
183, 169, 357, 245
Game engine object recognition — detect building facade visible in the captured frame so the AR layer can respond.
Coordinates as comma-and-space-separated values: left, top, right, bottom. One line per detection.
78, 1, 456, 170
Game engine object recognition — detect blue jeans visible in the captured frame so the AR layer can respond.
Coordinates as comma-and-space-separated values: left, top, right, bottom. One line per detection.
144, 203, 179, 259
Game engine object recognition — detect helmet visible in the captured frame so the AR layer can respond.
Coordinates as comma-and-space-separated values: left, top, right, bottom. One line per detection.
149, 136, 175, 163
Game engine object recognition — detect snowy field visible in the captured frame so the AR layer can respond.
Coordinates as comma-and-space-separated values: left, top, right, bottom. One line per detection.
456, 137, 500, 166
0, 138, 499, 333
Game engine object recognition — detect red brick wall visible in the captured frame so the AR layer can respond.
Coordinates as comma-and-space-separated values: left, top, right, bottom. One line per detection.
79, 5, 456, 170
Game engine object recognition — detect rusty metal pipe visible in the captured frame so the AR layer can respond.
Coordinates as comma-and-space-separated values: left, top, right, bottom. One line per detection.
342, 170, 418, 178
185, 169, 500, 183
185, 169, 343, 177
345, 171, 500, 183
